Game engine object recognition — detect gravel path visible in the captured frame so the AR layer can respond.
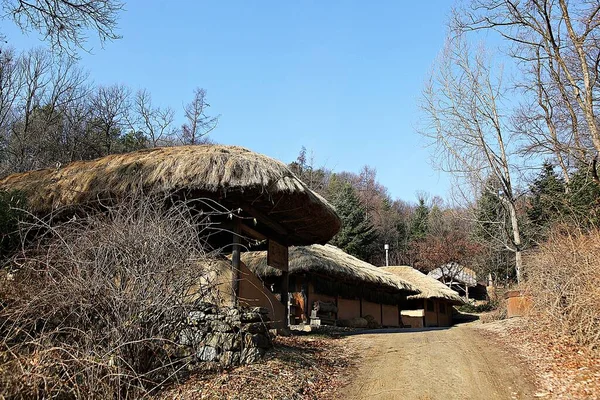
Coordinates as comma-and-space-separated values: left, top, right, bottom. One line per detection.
339, 322, 536, 400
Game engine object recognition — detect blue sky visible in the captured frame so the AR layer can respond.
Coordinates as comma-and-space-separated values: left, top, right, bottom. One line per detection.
4, 1, 455, 203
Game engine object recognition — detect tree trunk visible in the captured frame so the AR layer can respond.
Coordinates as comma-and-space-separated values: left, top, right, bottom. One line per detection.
507, 200, 522, 284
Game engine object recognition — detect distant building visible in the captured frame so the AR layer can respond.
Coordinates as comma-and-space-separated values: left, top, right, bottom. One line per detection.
382, 266, 463, 328
428, 263, 488, 301
241, 244, 419, 327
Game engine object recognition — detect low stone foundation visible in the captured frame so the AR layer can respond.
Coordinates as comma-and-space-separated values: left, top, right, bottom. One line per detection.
176, 302, 273, 368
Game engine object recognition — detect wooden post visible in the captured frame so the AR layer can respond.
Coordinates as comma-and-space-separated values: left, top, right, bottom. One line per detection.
282, 270, 289, 326
359, 297, 363, 317
268, 240, 289, 327
231, 218, 242, 305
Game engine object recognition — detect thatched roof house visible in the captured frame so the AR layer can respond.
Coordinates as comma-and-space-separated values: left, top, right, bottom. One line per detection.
0, 145, 340, 246
428, 264, 488, 300
242, 244, 418, 293
241, 245, 419, 327
0, 145, 343, 327
382, 266, 463, 304
382, 266, 463, 328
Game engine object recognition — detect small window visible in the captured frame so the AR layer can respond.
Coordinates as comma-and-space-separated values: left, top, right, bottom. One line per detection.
426, 300, 435, 312
439, 302, 446, 314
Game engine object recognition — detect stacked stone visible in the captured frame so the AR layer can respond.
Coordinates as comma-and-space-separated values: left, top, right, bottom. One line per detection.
178, 302, 272, 367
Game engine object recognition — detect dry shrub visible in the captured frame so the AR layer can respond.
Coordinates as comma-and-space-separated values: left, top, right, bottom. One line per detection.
525, 225, 600, 348
0, 197, 228, 398
479, 299, 507, 323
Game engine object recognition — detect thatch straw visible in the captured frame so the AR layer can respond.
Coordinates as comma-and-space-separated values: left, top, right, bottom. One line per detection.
381, 266, 464, 304
241, 244, 419, 294
0, 145, 341, 245
428, 264, 478, 287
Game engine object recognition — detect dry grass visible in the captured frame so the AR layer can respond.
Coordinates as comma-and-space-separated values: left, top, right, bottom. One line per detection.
525, 226, 600, 349
478, 318, 600, 399
157, 335, 356, 400
0, 196, 229, 398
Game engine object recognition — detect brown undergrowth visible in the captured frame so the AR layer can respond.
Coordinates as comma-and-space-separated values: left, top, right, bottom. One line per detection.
479, 318, 600, 399
525, 226, 600, 349
0, 197, 228, 398
157, 334, 357, 400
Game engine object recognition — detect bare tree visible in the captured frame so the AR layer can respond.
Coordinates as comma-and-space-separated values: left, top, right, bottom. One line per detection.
513, 47, 577, 187
131, 89, 176, 148
181, 87, 218, 145
2, 0, 123, 56
5, 47, 52, 172
89, 84, 130, 155
454, 0, 600, 182
420, 35, 525, 283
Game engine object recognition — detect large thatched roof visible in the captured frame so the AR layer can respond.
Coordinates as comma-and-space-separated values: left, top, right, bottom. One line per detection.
381, 266, 464, 304
241, 244, 419, 294
0, 145, 341, 245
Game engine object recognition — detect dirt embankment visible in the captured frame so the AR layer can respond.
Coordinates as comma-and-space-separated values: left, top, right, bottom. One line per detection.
340, 322, 536, 400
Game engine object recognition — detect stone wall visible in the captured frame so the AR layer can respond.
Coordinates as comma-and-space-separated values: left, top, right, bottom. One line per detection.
177, 302, 273, 368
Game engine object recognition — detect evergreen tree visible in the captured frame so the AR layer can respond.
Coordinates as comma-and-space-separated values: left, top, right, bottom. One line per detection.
566, 164, 600, 228
527, 162, 566, 239
472, 181, 516, 282
410, 198, 429, 241
330, 183, 378, 260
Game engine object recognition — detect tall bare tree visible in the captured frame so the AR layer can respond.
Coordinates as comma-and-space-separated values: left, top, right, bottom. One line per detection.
181, 87, 218, 145
131, 89, 175, 148
2, 0, 123, 56
455, 0, 600, 182
89, 84, 130, 155
420, 35, 525, 283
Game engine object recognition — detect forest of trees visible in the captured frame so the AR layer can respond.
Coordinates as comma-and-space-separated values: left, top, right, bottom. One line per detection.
0, 46, 218, 177
2, 0, 600, 287
289, 142, 600, 286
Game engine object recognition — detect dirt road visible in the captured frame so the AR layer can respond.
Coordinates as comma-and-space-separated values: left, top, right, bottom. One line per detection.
339, 322, 536, 400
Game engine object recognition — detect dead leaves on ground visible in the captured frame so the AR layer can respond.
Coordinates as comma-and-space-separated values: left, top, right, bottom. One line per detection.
479, 318, 600, 399
157, 335, 356, 400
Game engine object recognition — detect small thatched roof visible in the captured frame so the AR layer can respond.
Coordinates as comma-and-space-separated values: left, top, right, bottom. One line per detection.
381, 266, 464, 304
0, 145, 341, 245
428, 264, 478, 287
241, 244, 419, 294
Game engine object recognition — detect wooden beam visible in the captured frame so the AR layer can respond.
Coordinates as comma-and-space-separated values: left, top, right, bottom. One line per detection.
240, 222, 267, 241
241, 202, 288, 238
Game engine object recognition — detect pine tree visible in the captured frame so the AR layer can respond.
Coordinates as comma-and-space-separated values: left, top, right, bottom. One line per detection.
330, 183, 378, 260
566, 164, 600, 228
472, 181, 516, 282
410, 198, 430, 241
527, 162, 566, 239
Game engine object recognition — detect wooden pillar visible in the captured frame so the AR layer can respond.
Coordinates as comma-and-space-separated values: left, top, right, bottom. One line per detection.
281, 269, 289, 326
359, 297, 363, 317
380, 303, 383, 326
268, 240, 289, 327
231, 218, 242, 305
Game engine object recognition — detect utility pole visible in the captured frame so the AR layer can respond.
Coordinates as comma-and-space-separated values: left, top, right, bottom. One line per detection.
384, 244, 389, 267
